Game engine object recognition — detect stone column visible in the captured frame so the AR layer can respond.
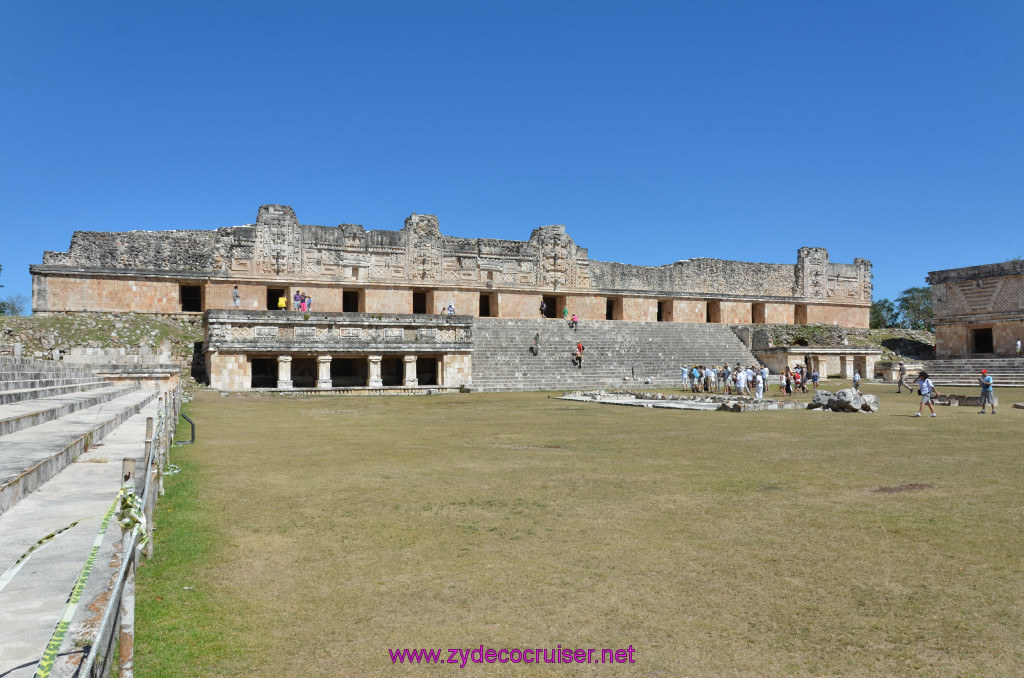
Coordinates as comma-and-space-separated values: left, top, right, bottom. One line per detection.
403, 355, 419, 387
276, 355, 293, 389
316, 355, 333, 389
436, 355, 446, 386
368, 355, 383, 387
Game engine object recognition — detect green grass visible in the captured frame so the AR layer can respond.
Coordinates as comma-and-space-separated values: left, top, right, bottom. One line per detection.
136, 385, 1024, 676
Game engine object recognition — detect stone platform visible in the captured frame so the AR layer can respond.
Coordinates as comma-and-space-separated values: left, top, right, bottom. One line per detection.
559, 390, 808, 412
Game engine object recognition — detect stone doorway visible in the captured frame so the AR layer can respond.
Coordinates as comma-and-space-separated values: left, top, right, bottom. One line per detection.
180, 284, 202, 312
606, 298, 622, 320
412, 290, 432, 314
542, 296, 558, 318
267, 288, 285, 311
343, 290, 362, 313
972, 327, 994, 354
331, 358, 368, 386
479, 293, 494, 317
292, 358, 317, 388
381, 357, 403, 386
250, 358, 278, 388
417, 357, 439, 385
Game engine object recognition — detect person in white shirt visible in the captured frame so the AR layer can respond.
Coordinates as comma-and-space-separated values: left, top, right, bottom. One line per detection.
914, 371, 940, 417
736, 368, 747, 395
754, 372, 764, 399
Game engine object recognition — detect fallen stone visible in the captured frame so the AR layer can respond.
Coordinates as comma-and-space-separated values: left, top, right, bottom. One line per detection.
809, 390, 832, 409
860, 393, 880, 413
827, 388, 864, 413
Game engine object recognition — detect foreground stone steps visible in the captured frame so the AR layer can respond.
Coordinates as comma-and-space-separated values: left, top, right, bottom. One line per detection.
0, 388, 157, 517
0, 384, 141, 437
0, 402, 159, 677
0, 380, 115, 406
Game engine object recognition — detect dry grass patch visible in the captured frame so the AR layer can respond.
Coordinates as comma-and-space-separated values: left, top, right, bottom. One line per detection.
138, 385, 1024, 677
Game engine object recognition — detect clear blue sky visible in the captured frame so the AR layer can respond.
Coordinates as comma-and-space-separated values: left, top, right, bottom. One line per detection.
2, 1, 1021, 311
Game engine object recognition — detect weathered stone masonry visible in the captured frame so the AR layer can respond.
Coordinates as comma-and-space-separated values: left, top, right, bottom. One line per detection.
33, 204, 871, 325
31, 204, 872, 390
928, 261, 1024, 357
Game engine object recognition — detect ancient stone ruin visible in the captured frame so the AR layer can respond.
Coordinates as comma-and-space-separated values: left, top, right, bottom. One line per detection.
29, 204, 874, 392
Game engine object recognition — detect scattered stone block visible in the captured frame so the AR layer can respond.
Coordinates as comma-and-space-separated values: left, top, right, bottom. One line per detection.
827, 388, 864, 412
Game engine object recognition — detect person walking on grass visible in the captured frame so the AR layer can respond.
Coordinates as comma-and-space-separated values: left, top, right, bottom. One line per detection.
914, 371, 940, 417
896, 361, 912, 393
978, 369, 996, 414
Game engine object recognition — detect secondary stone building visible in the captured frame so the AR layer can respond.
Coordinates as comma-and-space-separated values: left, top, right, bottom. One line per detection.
928, 260, 1024, 357
31, 204, 873, 390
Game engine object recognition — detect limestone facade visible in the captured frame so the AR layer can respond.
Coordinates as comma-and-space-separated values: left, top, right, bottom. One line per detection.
203, 311, 472, 391
928, 261, 1024, 357
32, 205, 871, 327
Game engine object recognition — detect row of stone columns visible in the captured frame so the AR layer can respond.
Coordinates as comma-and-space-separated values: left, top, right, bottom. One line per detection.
274, 354, 423, 389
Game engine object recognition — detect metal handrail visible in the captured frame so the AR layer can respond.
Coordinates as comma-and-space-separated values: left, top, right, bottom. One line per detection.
79, 384, 183, 677
176, 413, 196, 444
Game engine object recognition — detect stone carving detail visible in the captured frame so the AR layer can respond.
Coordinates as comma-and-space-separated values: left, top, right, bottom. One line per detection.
796, 247, 829, 299
252, 205, 303, 276
254, 326, 278, 338
38, 204, 870, 303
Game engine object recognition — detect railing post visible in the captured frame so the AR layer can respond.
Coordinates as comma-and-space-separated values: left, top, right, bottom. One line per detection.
144, 465, 156, 560
119, 458, 136, 677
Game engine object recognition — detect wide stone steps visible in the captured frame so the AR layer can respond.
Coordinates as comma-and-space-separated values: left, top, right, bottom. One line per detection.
0, 380, 116, 406
0, 384, 141, 437
0, 389, 157, 517
918, 357, 1024, 387
470, 319, 760, 391
0, 357, 160, 519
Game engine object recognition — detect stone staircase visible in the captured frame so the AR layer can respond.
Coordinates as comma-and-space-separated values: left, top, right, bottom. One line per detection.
0, 357, 164, 676
470, 319, 761, 392
918, 356, 1024, 388
0, 357, 158, 516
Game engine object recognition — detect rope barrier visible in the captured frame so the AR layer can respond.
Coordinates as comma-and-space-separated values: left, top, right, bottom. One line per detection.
32, 498, 118, 678
0, 516, 101, 595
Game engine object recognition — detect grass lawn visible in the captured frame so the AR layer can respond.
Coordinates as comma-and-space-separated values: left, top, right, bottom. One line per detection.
137, 383, 1024, 676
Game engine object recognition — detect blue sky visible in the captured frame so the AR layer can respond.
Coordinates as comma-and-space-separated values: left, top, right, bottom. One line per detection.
2, 1, 1021, 311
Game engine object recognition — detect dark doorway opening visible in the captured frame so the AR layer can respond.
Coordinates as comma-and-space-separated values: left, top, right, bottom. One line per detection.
794, 304, 808, 325
180, 285, 202, 312
606, 299, 616, 320
417, 357, 438, 385
267, 288, 285, 311
413, 291, 428, 314
331, 358, 368, 386
381, 357, 403, 386
657, 301, 667, 322
752, 302, 766, 324
706, 301, 722, 324
190, 341, 207, 384
343, 290, 361, 313
250, 358, 278, 388
292, 358, 317, 388
972, 327, 994, 354
479, 294, 493, 317
542, 296, 557, 318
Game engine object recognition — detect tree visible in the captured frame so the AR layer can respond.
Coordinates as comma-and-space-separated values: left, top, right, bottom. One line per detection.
870, 298, 899, 328
0, 264, 8, 315
2, 293, 28, 316
895, 286, 933, 331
